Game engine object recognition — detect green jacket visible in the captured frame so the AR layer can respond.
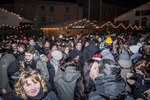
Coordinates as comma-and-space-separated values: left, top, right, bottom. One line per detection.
54, 66, 81, 100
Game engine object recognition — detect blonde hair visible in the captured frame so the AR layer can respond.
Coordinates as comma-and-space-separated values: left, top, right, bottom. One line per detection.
14, 70, 48, 100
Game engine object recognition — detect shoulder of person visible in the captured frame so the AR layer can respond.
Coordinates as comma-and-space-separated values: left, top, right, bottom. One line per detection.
88, 91, 105, 100
43, 91, 58, 100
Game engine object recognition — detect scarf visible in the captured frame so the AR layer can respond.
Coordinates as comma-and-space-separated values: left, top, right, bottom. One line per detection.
27, 90, 46, 100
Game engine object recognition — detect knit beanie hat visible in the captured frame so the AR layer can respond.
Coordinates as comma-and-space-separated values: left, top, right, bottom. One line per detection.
69, 50, 78, 59
51, 50, 63, 61
101, 49, 114, 61
92, 50, 102, 61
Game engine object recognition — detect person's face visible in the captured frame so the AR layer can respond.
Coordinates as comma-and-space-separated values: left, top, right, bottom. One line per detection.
44, 41, 50, 48
23, 78, 41, 97
98, 37, 102, 42
89, 62, 100, 80
64, 47, 69, 54
51, 45, 57, 51
17, 46, 24, 53
25, 52, 34, 62
76, 43, 82, 51
85, 42, 89, 47
29, 39, 35, 46
12, 43, 17, 49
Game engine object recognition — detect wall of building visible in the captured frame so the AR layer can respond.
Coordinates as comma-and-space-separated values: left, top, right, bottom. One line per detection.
0, 0, 83, 25
101, 3, 129, 21
114, 3, 150, 28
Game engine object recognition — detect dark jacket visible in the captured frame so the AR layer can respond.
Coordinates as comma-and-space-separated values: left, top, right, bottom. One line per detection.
88, 75, 134, 100
7, 60, 37, 88
82, 44, 99, 62
130, 73, 150, 99
0, 54, 16, 93
26, 91, 58, 100
74, 77, 95, 100
16, 52, 25, 62
47, 61, 58, 96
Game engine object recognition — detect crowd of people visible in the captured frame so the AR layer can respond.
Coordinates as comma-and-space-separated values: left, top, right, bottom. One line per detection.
0, 31, 150, 100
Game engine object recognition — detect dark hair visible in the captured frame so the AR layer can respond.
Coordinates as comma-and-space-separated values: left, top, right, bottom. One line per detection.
60, 57, 79, 71
75, 59, 97, 99
18, 43, 27, 51
25, 46, 35, 54
98, 59, 121, 76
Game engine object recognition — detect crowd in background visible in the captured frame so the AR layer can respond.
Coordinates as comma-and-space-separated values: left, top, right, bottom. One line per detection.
0, 31, 150, 100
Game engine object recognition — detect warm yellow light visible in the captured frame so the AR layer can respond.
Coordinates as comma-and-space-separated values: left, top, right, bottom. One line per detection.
18, 17, 22, 20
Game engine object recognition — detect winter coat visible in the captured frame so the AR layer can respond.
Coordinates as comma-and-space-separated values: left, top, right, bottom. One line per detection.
0, 96, 2, 100
7, 59, 37, 88
130, 53, 141, 64
36, 54, 49, 81
118, 59, 132, 92
101, 49, 115, 61
71, 49, 84, 71
7, 60, 20, 88
88, 75, 134, 100
0, 54, 16, 93
130, 73, 150, 99
118, 59, 132, 80
16, 52, 25, 62
74, 77, 95, 100
47, 60, 59, 96
54, 66, 81, 100
26, 91, 58, 100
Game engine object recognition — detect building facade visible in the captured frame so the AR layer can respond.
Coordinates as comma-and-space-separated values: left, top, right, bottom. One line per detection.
114, 2, 150, 30
82, 0, 130, 22
0, 0, 83, 25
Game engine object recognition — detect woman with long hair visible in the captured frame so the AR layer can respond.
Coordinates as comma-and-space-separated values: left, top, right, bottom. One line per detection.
14, 70, 58, 100
88, 59, 134, 100
74, 59, 98, 100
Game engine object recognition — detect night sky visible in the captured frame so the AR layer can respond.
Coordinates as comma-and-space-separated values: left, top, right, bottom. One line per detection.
0, 0, 149, 8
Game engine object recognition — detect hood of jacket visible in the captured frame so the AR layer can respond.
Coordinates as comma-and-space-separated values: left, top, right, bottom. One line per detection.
61, 66, 80, 82
101, 49, 114, 61
118, 59, 132, 69
94, 75, 127, 99
87, 44, 99, 52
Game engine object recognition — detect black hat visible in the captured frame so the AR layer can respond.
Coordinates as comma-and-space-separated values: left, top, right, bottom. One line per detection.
69, 50, 78, 59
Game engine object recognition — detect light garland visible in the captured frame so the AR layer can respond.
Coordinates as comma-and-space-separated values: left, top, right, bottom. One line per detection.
0, 19, 140, 31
